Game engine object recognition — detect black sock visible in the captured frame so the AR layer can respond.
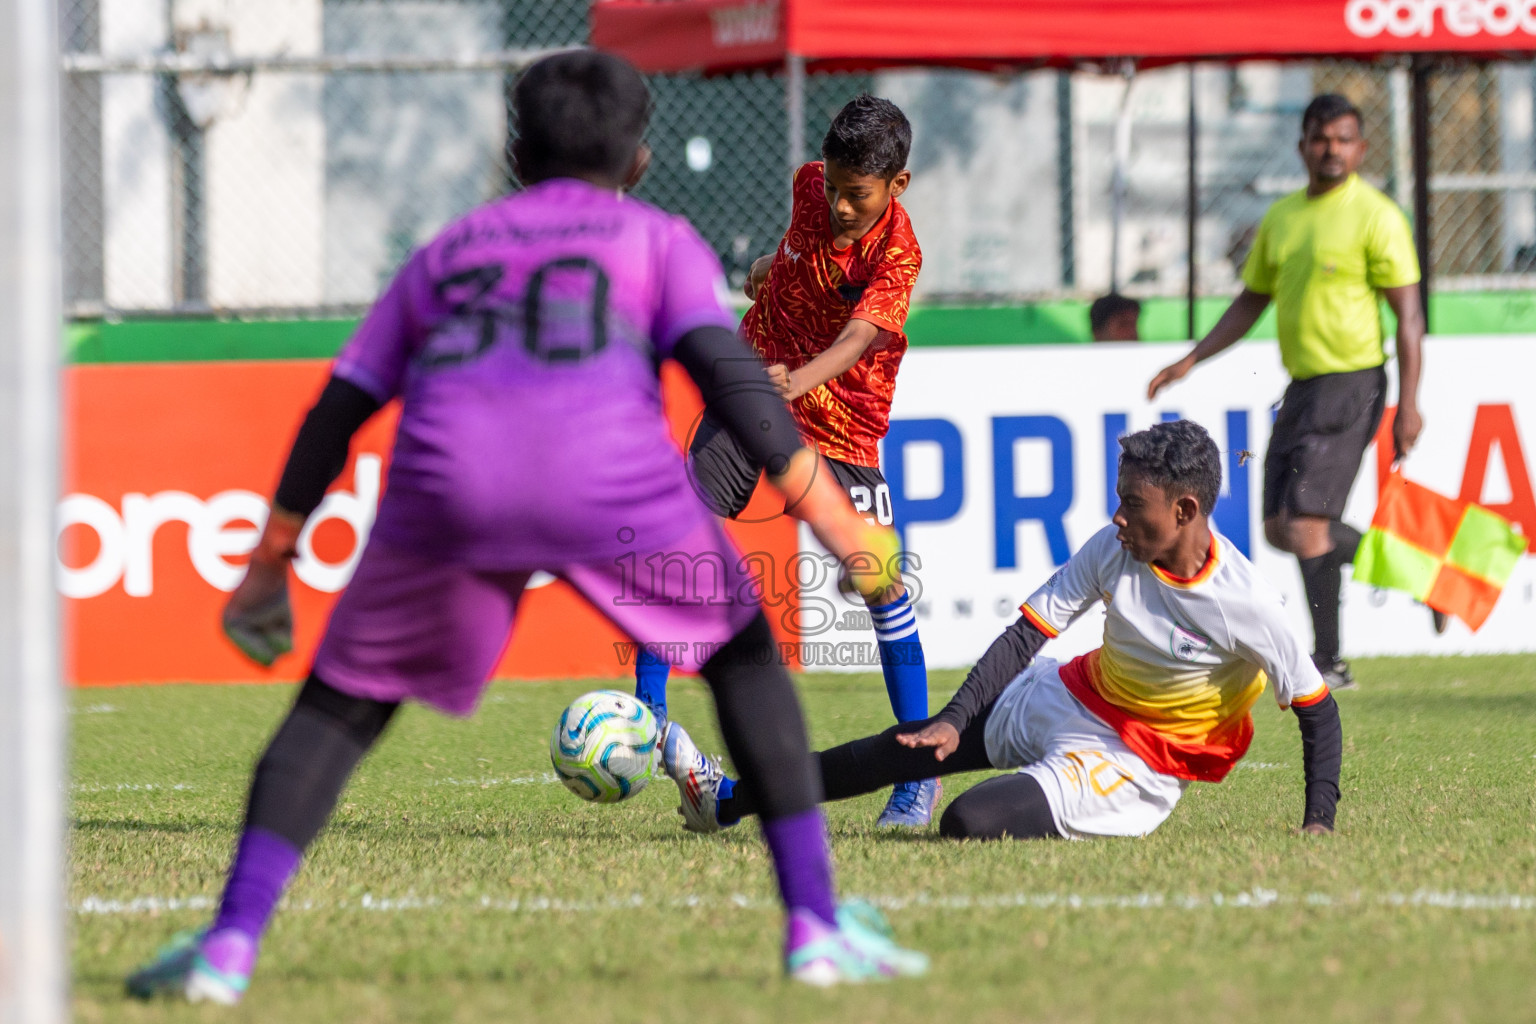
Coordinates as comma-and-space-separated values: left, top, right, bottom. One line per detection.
699, 613, 821, 823
719, 714, 995, 823
245, 674, 398, 850
1298, 553, 1342, 665
1329, 521, 1362, 565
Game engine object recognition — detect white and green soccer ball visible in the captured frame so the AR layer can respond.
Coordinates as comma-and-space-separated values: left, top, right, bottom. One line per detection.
549, 690, 660, 803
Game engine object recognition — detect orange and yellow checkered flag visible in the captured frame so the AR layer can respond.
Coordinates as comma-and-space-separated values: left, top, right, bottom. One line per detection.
1354, 472, 1528, 631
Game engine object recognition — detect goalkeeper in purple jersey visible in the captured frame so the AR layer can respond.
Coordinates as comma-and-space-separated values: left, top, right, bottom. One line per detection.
126, 52, 926, 1003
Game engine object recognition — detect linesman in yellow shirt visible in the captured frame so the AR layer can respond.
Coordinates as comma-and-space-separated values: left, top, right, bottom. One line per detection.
1148, 94, 1428, 691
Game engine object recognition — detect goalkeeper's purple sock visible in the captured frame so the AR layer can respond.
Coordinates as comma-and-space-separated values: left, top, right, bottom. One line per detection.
211, 827, 302, 941
761, 808, 837, 926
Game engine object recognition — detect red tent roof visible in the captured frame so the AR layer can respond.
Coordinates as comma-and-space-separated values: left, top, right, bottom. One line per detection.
592, 0, 1536, 73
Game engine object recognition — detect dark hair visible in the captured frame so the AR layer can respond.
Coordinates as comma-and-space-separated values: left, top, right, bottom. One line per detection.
1301, 93, 1363, 137
1089, 292, 1141, 333
512, 51, 650, 183
821, 94, 912, 179
1118, 420, 1222, 517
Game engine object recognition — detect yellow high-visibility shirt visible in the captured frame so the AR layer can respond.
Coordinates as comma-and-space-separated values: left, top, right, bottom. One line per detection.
1242, 174, 1419, 381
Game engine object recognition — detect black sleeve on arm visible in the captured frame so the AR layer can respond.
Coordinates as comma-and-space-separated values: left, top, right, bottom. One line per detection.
273, 376, 381, 517
932, 616, 1051, 734
1293, 694, 1343, 830
672, 325, 802, 476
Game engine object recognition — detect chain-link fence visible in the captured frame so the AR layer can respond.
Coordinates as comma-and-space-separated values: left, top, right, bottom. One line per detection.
57, 0, 1536, 318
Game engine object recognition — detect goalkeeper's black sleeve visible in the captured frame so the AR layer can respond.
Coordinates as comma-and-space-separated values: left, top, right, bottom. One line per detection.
671, 325, 801, 477
932, 616, 1051, 735
273, 376, 381, 517
1293, 694, 1343, 831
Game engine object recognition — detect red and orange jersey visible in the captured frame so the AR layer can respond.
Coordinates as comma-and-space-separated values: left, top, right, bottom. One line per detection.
740, 161, 922, 467
1020, 526, 1330, 783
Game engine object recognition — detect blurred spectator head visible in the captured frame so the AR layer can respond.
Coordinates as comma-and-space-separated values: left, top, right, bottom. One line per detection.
1090, 293, 1142, 342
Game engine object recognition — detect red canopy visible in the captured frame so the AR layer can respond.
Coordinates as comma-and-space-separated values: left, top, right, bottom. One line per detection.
591, 0, 1536, 73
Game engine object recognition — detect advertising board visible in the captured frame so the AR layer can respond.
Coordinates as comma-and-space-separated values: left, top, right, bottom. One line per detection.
57, 337, 1533, 684
59, 360, 797, 685
860, 337, 1535, 668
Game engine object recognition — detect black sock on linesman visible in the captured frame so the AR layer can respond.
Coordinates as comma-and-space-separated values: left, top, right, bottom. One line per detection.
1299, 552, 1343, 666
1300, 520, 1362, 667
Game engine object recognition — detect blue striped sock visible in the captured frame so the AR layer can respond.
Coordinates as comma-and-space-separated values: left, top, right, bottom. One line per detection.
868, 593, 928, 724
634, 648, 671, 720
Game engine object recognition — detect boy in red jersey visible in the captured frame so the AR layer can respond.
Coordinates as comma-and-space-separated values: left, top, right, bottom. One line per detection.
638, 95, 938, 828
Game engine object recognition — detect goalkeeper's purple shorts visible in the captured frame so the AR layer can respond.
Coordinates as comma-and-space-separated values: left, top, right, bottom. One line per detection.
312, 517, 760, 716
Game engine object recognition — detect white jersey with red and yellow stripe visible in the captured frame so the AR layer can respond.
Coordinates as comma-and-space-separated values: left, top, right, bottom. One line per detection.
1019, 524, 1329, 783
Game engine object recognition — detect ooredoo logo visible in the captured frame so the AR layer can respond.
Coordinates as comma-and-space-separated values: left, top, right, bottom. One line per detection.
1346, 0, 1536, 37
57, 455, 381, 599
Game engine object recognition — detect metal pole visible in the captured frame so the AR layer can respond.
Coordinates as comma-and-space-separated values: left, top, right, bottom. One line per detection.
1411, 56, 1433, 332
1186, 63, 1198, 341
0, 0, 67, 1022
1057, 70, 1075, 289
1389, 65, 1412, 212
1109, 68, 1134, 294
786, 52, 806, 216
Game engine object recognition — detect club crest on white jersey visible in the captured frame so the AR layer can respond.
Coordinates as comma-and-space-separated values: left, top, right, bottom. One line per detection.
1170, 625, 1213, 662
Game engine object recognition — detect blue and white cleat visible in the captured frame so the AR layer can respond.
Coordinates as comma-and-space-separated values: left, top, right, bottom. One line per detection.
876, 778, 941, 828
784, 903, 929, 986
660, 721, 724, 834
125, 927, 256, 1005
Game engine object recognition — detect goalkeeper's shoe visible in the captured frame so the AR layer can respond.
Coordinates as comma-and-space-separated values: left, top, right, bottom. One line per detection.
785, 903, 930, 986
660, 721, 724, 834
125, 927, 256, 1005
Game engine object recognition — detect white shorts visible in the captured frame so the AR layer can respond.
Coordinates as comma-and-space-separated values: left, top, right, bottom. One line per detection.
983, 658, 1187, 839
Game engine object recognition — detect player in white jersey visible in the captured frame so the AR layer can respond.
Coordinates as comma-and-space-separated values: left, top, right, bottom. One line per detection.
662, 420, 1344, 840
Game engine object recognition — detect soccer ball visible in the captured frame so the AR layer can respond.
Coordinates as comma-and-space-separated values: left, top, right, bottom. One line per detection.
549, 690, 660, 803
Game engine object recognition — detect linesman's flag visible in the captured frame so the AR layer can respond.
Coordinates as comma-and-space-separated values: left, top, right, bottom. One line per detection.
1354, 472, 1528, 631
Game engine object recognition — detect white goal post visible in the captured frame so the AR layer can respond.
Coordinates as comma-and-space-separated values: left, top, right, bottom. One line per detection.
0, 0, 66, 1019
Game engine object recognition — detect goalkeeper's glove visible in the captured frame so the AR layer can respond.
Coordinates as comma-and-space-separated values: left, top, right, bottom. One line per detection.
222, 506, 303, 667
769, 448, 902, 601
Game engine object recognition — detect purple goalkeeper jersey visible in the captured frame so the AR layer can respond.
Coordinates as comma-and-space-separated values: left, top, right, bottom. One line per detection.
332, 178, 737, 568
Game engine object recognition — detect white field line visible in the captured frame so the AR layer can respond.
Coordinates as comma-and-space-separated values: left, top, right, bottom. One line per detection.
72, 703, 121, 715
68, 773, 561, 794
427, 773, 561, 788
71, 888, 1536, 916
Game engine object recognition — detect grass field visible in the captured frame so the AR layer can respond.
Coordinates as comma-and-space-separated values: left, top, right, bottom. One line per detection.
71, 655, 1536, 1023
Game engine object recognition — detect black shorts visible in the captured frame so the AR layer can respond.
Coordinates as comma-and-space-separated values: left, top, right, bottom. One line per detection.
1262, 364, 1386, 520
687, 413, 893, 524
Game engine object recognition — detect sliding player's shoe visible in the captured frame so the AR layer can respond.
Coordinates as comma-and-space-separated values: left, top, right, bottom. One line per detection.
784, 904, 929, 986
125, 927, 255, 1004
876, 778, 941, 828
660, 721, 724, 834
